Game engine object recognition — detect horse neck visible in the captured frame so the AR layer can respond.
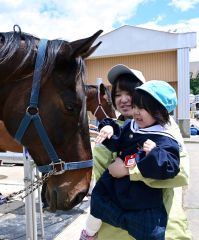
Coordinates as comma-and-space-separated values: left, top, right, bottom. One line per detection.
86, 87, 97, 115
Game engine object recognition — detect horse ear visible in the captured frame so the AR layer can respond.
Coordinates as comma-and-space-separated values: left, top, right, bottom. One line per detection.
99, 83, 106, 95
70, 30, 103, 59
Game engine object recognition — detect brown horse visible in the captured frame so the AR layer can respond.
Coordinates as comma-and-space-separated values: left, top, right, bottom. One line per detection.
86, 84, 116, 121
0, 84, 115, 153
0, 120, 23, 152
0, 25, 102, 211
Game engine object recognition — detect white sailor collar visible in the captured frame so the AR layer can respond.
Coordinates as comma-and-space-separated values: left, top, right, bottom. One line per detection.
130, 119, 177, 141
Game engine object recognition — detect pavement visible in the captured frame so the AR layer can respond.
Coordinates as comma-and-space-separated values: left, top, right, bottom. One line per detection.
0, 164, 90, 240
183, 138, 199, 240
0, 121, 199, 239
184, 150, 199, 240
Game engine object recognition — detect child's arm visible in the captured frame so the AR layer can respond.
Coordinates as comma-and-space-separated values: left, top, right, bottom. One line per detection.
94, 118, 124, 152
129, 149, 188, 188
107, 139, 157, 179
136, 138, 180, 180
108, 157, 129, 178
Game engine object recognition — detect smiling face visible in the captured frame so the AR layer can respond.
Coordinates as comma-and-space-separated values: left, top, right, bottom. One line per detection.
132, 105, 156, 128
114, 86, 134, 119
111, 74, 142, 119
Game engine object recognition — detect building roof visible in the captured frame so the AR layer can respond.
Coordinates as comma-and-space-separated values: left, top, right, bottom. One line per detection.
90, 25, 196, 59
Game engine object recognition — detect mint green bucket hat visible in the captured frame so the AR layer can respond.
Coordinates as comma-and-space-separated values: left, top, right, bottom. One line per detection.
136, 80, 177, 113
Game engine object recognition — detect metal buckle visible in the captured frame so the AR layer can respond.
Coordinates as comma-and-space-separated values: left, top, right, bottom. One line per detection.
26, 106, 39, 115
50, 160, 65, 175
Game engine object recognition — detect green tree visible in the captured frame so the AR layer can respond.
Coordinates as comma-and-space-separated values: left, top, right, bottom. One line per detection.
190, 75, 199, 94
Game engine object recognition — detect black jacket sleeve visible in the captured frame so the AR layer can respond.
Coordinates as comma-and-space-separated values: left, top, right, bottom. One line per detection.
135, 138, 180, 179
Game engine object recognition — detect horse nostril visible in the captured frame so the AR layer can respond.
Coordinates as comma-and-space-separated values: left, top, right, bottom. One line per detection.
77, 191, 87, 202
69, 191, 87, 209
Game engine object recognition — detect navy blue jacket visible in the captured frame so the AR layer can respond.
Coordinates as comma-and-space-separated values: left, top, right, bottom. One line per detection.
93, 118, 180, 210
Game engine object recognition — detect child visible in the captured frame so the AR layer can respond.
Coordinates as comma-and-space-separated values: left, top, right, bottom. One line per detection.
80, 80, 180, 240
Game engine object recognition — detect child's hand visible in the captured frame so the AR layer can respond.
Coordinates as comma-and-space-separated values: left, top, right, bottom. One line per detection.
89, 129, 99, 138
108, 157, 129, 178
143, 139, 156, 155
95, 125, 113, 143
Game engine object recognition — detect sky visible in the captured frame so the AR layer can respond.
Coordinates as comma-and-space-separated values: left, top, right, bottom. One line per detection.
0, 0, 198, 62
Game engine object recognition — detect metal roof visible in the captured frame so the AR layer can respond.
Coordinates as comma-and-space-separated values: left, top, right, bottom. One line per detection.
90, 25, 197, 58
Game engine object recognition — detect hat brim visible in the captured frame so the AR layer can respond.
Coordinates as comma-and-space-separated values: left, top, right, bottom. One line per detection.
108, 64, 145, 85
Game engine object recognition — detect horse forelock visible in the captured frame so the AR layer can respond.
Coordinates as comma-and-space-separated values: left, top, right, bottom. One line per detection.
43, 39, 64, 81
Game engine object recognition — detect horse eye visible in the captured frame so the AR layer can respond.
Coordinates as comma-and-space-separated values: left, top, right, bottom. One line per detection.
66, 105, 74, 111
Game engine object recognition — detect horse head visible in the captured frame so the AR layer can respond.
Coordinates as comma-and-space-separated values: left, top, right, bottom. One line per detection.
0, 26, 103, 211
86, 84, 116, 121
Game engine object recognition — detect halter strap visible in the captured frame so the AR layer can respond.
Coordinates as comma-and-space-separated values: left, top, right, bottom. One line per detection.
15, 39, 92, 173
93, 84, 109, 118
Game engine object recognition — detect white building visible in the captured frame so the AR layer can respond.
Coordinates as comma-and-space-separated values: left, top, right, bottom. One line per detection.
87, 25, 197, 137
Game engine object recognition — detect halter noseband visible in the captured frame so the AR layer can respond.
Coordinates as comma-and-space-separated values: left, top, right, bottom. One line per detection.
93, 84, 110, 118
15, 39, 93, 174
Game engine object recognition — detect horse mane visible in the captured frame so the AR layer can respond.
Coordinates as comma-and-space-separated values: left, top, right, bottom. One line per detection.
0, 30, 35, 77
0, 25, 84, 83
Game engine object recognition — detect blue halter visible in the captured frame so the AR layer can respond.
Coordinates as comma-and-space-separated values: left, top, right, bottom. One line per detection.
15, 39, 93, 173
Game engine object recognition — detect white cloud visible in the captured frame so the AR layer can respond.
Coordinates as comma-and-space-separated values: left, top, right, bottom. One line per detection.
0, 0, 198, 61
0, 0, 145, 40
137, 18, 199, 62
169, 0, 199, 11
